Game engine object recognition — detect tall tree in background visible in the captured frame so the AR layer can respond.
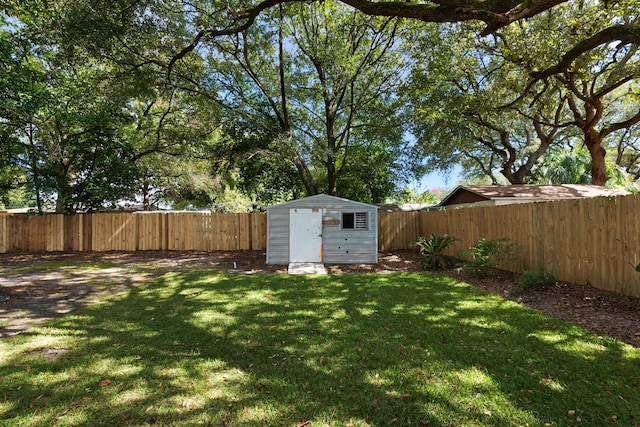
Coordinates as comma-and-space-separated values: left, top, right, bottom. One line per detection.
206, 1, 412, 201
287, 1, 410, 199
45, 0, 229, 208
2, 1, 228, 211
0, 18, 139, 212
406, 23, 571, 185
204, 4, 319, 196
126, 83, 222, 210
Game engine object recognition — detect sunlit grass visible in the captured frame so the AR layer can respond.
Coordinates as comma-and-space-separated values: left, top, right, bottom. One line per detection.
1, 271, 639, 426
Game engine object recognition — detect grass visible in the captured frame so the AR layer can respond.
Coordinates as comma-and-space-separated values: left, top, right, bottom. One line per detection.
8, 261, 121, 274
1, 270, 639, 426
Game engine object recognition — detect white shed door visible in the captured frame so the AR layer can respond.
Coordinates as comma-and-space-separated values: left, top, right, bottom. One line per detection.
289, 208, 323, 262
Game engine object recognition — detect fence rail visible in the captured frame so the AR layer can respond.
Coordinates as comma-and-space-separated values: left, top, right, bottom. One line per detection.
2, 194, 639, 297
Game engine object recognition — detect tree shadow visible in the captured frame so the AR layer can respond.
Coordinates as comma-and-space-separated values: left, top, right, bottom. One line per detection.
1, 271, 638, 426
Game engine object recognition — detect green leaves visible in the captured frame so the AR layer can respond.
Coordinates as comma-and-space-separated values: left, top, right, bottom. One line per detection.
207, 0, 415, 201
461, 238, 519, 278
411, 234, 458, 270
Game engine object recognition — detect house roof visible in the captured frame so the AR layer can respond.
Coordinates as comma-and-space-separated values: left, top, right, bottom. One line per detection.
377, 202, 436, 212
439, 184, 629, 206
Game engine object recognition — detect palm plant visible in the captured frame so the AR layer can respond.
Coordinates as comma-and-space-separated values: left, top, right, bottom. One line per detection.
411, 234, 458, 270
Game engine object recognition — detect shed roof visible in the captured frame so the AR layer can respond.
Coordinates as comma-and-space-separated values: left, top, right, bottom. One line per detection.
439, 184, 629, 206
267, 194, 378, 210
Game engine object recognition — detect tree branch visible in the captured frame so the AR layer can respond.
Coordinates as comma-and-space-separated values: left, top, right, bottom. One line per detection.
168, 0, 572, 78
532, 25, 640, 81
167, 0, 302, 78
340, 0, 568, 35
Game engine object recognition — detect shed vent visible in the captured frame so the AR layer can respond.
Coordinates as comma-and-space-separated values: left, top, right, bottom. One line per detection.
343, 212, 368, 230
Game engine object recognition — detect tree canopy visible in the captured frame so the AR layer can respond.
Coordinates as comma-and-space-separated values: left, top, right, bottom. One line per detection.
406, 0, 640, 187
1, 0, 639, 211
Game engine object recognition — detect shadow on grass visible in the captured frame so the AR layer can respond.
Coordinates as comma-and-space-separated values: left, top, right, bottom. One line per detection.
1, 271, 638, 426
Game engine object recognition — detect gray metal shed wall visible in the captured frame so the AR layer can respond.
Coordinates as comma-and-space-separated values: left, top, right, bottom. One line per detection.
322, 207, 378, 264
266, 195, 378, 264
266, 208, 290, 264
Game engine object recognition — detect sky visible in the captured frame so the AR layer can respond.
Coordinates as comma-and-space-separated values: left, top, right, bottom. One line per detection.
413, 165, 463, 194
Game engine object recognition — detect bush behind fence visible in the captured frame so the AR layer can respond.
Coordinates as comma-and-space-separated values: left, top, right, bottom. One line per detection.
1, 194, 639, 297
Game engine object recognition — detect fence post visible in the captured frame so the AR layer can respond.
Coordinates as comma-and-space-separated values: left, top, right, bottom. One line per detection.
0, 213, 7, 253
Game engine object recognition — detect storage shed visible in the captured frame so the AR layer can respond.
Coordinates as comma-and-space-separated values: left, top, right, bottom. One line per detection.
266, 194, 378, 264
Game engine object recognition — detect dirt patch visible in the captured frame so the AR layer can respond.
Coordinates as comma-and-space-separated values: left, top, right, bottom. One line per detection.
1, 250, 639, 348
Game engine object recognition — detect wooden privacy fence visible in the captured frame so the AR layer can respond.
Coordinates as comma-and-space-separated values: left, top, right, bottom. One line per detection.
1, 211, 411, 254
0, 212, 267, 253
418, 194, 640, 298
1, 195, 639, 297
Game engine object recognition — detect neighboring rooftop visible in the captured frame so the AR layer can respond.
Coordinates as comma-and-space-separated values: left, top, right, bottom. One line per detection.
377, 202, 436, 212
439, 184, 629, 207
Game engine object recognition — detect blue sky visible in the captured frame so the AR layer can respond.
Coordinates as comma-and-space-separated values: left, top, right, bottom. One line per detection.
413, 165, 463, 194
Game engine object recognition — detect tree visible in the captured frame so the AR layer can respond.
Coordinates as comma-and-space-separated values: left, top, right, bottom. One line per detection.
3, 2, 232, 211
211, 124, 307, 205
611, 127, 640, 181
558, 68, 640, 185
203, 4, 319, 196
408, 0, 640, 187
18, 69, 139, 213
206, 1, 411, 201
125, 81, 223, 210
0, 18, 140, 212
286, 1, 409, 198
505, 0, 640, 185
406, 23, 571, 185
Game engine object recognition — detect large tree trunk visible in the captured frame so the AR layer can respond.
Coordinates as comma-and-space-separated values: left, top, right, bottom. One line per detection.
54, 164, 72, 213
563, 77, 611, 186
27, 125, 44, 213
585, 131, 609, 185
291, 151, 319, 196
325, 102, 338, 196
142, 174, 151, 210
55, 182, 71, 213
327, 156, 337, 196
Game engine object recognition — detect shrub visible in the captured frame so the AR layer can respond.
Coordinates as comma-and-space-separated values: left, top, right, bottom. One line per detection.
512, 270, 556, 296
410, 234, 458, 270
636, 263, 640, 273
461, 237, 518, 277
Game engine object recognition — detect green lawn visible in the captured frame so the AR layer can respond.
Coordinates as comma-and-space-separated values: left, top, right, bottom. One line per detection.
1, 271, 638, 426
